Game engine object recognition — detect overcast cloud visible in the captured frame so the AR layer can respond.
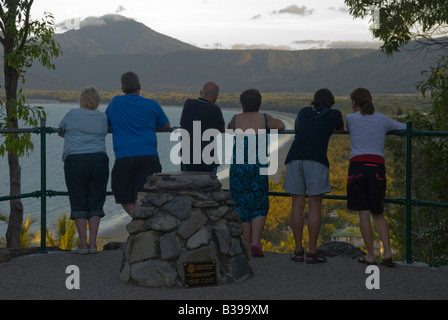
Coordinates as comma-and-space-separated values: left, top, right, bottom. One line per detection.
272, 5, 314, 16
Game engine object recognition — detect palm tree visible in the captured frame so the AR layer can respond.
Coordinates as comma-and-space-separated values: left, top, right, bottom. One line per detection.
45, 214, 77, 250
0, 213, 7, 247
20, 215, 36, 248
1, 213, 36, 248
2, 212, 109, 250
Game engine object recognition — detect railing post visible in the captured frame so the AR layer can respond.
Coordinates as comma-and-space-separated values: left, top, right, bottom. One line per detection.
40, 117, 47, 254
405, 121, 412, 264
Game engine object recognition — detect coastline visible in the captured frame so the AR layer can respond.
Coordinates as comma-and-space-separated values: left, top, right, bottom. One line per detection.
99, 110, 296, 243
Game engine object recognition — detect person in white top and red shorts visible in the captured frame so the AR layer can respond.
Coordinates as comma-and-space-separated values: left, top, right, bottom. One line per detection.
346, 88, 406, 267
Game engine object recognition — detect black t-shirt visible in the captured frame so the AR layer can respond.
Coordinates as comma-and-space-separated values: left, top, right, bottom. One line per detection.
179, 98, 225, 172
285, 107, 344, 167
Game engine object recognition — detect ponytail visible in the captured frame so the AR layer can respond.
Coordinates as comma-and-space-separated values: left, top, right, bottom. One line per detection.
350, 88, 374, 115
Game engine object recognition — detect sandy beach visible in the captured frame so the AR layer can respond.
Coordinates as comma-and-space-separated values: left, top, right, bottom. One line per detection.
99, 110, 296, 243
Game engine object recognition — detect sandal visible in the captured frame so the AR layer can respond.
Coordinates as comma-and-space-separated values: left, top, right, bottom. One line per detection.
358, 256, 378, 265
291, 249, 304, 262
250, 242, 264, 257
71, 245, 89, 255
306, 251, 327, 264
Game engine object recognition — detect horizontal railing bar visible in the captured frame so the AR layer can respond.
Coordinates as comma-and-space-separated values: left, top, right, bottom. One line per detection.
409, 130, 448, 137
222, 189, 447, 209
1, 127, 445, 137
3, 188, 447, 208
46, 191, 114, 197
0, 127, 60, 134
0, 191, 42, 202
411, 199, 448, 208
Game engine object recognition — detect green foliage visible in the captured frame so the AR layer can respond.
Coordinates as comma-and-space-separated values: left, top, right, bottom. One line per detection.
0, 213, 36, 248
1, 212, 110, 251
0, 4, 61, 157
0, 213, 7, 247
386, 110, 448, 266
0, 94, 46, 157
3, 11, 61, 80
344, 0, 448, 55
384, 63, 448, 266
418, 55, 448, 130
45, 214, 77, 250
20, 214, 36, 248
0, 1, 62, 247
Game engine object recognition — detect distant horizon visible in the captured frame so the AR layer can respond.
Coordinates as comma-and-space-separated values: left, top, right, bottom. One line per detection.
31, 0, 380, 50
54, 14, 383, 51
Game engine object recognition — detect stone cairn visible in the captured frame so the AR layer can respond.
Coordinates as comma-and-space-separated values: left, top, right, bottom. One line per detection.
119, 172, 253, 287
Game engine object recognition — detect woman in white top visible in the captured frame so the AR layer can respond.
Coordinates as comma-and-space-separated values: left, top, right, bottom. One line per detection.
346, 88, 406, 267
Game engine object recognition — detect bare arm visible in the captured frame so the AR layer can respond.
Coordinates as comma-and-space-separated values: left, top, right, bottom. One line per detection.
227, 115, 235, 130
334, 123, 345, 133
156, 121, 171, 132
266, 114, 285, 131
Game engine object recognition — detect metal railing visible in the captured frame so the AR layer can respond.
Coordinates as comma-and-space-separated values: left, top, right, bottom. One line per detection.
1, 118, 447, 264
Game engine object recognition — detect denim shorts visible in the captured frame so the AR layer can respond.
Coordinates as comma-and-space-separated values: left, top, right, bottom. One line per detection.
283, 160, 331, 196
64, 153, 109, 220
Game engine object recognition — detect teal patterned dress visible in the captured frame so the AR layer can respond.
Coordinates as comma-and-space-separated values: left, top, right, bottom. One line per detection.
229, 114, 269, 223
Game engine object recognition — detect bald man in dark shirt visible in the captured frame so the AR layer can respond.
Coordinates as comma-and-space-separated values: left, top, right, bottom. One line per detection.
180, 82, 225, 173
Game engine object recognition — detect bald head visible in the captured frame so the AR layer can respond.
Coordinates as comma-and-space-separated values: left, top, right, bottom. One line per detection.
200, 82, 219, 104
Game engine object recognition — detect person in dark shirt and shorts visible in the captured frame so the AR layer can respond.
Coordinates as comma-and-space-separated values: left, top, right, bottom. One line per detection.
283, 88, 344, 264
180, 82, 225, 174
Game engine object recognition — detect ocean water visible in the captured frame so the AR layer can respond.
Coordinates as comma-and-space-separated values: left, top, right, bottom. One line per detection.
0, 103, 293, 238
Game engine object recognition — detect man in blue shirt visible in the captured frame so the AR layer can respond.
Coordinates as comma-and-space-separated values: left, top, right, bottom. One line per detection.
106, 72, 170, 214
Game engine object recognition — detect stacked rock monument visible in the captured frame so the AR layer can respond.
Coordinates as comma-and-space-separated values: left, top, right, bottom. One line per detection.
119, 172, 253, 287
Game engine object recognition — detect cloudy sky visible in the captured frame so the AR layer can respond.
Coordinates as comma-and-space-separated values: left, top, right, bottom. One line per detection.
31, 0, 380, 50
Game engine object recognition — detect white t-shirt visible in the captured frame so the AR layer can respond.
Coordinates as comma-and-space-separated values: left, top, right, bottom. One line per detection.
346, 111, 406, 159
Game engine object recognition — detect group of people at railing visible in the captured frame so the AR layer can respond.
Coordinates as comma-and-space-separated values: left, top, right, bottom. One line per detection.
58, 71, 405, 267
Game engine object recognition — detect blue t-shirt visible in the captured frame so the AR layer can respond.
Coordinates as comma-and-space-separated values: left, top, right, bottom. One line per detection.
285, 107, 344, 167
105, 95, 169, 159
59, 108, 108, 161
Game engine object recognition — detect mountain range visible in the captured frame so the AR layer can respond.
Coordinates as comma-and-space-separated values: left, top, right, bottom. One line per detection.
18, 14, 440, 95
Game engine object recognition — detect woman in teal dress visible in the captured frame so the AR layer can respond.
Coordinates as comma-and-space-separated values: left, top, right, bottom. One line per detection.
228, 89, 285, 257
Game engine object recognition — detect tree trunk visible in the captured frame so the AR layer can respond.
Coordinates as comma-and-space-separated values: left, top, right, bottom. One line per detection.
5, 198, 23, 248
4, 46, 24, 248
5, 153, 24, 248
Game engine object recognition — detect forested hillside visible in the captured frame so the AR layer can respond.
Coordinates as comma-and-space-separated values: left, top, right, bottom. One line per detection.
5, 14, 439, 95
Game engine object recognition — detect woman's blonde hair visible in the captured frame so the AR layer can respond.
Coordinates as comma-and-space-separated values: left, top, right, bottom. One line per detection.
350, 88, 374, 115
80, 87, 100, 110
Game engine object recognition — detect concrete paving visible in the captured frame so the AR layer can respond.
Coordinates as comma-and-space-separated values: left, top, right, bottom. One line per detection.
0, 249, 447, 302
